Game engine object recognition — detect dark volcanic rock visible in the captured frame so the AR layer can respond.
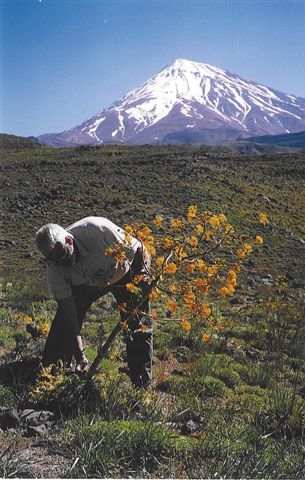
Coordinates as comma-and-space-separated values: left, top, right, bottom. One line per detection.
26, 424, 48, 437
19, 409, 55, 427
0, 409, 20, 429
174, 346, 192, 363
181, 420, 200, 435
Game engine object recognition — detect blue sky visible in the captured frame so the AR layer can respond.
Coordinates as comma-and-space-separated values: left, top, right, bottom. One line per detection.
1, 0, 305, 137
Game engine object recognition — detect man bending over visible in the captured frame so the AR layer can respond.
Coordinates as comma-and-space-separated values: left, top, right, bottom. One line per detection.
35, 216, 152, 389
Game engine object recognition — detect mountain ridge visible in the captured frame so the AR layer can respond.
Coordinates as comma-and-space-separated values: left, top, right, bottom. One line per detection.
38, 58, 305, 146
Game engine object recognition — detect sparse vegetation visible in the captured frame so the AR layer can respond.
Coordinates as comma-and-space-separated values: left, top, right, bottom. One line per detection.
0, 136, 304, 478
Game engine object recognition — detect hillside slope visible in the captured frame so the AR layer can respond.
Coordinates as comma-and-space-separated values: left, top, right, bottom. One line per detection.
1, 141, 304, 290
243, 130, 305, 150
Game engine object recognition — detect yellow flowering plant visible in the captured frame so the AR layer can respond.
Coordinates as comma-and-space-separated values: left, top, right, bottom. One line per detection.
89, 204, 265, 376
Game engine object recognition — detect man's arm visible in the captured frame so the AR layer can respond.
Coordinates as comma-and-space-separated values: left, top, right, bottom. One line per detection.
57, 297, 89, 374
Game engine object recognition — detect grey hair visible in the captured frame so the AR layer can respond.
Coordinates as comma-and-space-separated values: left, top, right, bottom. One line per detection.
35, 223, 68, 257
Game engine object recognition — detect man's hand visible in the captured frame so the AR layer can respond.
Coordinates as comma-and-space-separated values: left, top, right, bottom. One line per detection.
75, 353, 90, 375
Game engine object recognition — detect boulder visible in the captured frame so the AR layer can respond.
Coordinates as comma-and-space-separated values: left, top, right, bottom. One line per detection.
26, 424, 48, 437
19, 409, 55, 427
0, 409, 20, 429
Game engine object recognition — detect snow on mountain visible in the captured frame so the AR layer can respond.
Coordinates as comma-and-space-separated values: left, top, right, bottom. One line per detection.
38, 58, 305, 146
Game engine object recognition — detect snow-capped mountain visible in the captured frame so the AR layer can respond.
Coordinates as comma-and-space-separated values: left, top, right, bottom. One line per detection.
38, 58, 305, 146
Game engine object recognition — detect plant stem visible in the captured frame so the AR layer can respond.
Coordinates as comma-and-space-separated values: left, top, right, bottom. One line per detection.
88, 277, 160, 378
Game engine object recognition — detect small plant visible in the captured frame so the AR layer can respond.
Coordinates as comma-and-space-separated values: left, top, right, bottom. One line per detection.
256, 386, 305, 439
63, 419, 176, 477
215, 367, 242, 389
238, 361, 274, 388
26, 360, 152, 420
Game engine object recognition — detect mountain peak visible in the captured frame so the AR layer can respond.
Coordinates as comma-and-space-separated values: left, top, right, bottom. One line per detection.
168, 58, 199, 68
164, 58, 226, 77
38, 60, 305, 147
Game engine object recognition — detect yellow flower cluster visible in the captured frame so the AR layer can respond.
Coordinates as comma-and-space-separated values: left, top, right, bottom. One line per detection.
165, 262, 177, 274
201, 332, 210, 343
199, 303, 211, 317
168, 284, 178, 293
156, 256, 165, 267
218, 214, 227, 222
185, 263, 196, 274
187, 236, 199, 248
183, 291, 196, 307
194, 278, 209, 295
38, 322, 50, 337
137, 226, 152, 239
162, 236, 174, 250
236, 243, 253, 259
187, 205, 197, 220
219, 269, 238, 297
228, 270, 237, 286
153, 215, 164, 227
209, 214, 227, 228
166, 299, 178, 313
255, 235, 264, 245
195, 224, 204, 235
207, 265, 218, 276
209, 215, 221, 228
181, 318, 191, 331
28, 364, 65, 402
196, 259, 207, 273
105, 246, 115, 256
124, 225, 134, 235
125, 283, 139, 293
22, 315, 33, 324
105, 243, 128, 266
259, 212, 269, 225
131, 225, 156, 255
149, 288, 159, 301
203, 230, 212, 241
171, 218, 183, 230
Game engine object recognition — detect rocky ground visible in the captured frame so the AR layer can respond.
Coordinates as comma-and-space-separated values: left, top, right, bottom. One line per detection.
1, 136, 304, 478
0, 407, 72, 478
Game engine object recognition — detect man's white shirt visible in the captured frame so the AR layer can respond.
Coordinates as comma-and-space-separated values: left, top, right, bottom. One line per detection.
46, 217, 141, 299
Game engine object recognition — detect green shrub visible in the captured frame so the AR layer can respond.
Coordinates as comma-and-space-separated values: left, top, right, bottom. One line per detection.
193, 353, 242, 376
200, 376, 227, 397
64, 419, 176, 477
225, 385, 267, 422
162, 374, 227, 399
237, 361, 274, 388
213, 367, 242, 389
26, 362, 150, 420
191, 422, 305, 478
170, 391, 219, 424
256, 387, 305, 439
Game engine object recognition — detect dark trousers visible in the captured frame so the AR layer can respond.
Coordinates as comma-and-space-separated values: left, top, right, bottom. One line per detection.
42, 250, 153, 388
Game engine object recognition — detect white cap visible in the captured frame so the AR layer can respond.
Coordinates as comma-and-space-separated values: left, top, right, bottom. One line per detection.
35, 223, 68, 257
